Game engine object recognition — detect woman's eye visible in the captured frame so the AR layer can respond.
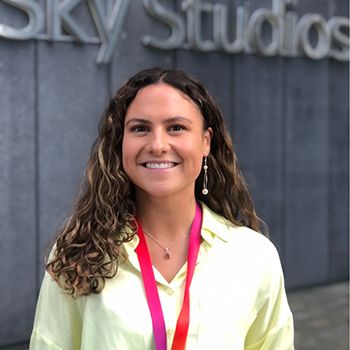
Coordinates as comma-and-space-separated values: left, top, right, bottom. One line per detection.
130, 125, 148, 133
168, 124, 186, 132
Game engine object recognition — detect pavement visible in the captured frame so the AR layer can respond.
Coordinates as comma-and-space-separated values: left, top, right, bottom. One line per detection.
3, 281, 349, 350
288, 281, 349, 350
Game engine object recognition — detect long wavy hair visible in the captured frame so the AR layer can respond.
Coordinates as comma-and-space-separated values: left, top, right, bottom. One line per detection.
47, 67, 263, 297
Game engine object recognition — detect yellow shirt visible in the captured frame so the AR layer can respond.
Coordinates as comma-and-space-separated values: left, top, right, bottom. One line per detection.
30, 203, 294, 349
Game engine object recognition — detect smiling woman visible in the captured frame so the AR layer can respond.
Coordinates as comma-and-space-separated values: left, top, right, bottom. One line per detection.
122, 83, 211, 201
29, 68, 294, 350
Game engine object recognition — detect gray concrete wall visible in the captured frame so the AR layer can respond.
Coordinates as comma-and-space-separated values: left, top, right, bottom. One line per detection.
0, 0, 348, 347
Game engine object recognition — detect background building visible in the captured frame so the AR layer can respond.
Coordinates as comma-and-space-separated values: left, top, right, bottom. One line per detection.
0, 0, 348, 347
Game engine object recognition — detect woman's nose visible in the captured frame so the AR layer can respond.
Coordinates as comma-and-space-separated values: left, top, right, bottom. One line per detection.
146, 130, 170, 154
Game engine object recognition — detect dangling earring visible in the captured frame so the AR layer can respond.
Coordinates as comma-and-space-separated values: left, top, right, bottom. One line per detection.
202, 157, 208, 195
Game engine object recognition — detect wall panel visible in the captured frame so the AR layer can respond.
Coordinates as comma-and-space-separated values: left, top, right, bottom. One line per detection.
284, 56, 329, 288
36, 3, 110, 281
0, 41, 37, 347
328, 0, 349, 281
328, 61, 349, 281
233, 55, 284, 252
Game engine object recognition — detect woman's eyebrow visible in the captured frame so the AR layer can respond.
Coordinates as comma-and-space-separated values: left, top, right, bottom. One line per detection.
125, 116, 193, 126
125, 118, 151, 126
164, 116, 193, 124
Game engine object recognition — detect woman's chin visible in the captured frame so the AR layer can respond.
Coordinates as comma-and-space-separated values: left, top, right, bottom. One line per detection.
136, 186, 192, 200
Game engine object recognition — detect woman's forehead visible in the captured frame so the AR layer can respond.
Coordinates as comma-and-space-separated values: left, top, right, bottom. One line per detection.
124, 83, 203, 121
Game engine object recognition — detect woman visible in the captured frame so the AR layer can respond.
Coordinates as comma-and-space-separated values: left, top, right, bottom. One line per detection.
30, 68, 294, 349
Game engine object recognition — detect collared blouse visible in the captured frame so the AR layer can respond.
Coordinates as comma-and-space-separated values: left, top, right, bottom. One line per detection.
30, 203, 294, 349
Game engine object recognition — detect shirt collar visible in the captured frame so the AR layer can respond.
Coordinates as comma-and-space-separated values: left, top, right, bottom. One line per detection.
200, 201, 232, 245
123, 201, 233, 258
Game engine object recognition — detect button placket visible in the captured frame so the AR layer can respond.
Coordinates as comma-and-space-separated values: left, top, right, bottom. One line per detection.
167, 287, 175, 295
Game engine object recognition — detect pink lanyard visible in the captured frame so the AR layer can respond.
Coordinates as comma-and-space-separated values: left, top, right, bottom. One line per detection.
135, 203, 202, 350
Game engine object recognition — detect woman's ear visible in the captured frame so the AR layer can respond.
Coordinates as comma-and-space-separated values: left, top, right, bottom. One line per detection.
203, 127, 213, 156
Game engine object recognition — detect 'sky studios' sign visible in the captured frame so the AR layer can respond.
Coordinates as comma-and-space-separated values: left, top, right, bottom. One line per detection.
0, 0, 349, 64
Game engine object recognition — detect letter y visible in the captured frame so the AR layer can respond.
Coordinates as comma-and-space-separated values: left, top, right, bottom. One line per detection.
87, 0, 130, 64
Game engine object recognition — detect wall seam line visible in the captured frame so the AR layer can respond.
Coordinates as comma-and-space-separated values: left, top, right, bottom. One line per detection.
34, 39, 40, 295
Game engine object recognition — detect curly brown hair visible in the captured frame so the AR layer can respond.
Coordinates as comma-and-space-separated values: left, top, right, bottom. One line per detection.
47, 67, 263, 297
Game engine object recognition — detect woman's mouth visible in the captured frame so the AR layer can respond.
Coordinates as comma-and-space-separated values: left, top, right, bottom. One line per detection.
143, 162, 178, 169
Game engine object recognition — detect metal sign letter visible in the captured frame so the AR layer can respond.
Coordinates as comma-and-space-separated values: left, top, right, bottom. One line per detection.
0, 0, 44, 39
87, 0, 130, 64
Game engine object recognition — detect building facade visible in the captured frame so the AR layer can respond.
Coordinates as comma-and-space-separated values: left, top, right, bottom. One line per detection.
0, 0, 349, 347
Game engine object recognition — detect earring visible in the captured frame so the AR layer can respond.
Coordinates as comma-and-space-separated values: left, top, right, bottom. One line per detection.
202, 157, 208, 195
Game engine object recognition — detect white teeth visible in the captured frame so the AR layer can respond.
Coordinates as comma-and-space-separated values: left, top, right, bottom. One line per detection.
145, 162, 176, 169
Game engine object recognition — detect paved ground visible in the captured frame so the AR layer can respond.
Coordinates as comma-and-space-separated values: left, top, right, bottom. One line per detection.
3, 281, 349, 350
288, 281, 349, 350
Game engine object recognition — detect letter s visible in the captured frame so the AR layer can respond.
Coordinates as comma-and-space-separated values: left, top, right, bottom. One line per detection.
142, 0, 185, 49
328, 17, 350, 61
0, 0, 44, 39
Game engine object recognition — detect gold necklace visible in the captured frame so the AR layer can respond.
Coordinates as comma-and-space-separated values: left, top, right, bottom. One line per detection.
143, 230, 190, 259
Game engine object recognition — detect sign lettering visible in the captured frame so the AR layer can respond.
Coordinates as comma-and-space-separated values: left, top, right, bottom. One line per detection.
0, 0, 348, 63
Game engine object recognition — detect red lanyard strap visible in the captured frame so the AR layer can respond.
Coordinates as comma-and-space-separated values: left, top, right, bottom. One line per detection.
135, 203, 202, 350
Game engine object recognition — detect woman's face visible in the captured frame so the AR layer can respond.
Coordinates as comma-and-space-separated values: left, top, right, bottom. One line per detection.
122, 83, 211, 201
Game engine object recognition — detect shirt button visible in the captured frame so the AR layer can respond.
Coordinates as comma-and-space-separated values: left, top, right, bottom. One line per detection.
167, 329, 174, 337
167, 288, 174, 295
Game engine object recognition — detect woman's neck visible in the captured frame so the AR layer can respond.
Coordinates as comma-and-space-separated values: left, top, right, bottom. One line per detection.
135, 192, 197, 242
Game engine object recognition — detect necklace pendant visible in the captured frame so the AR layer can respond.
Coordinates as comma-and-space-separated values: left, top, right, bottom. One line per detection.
164, 248, 171, 259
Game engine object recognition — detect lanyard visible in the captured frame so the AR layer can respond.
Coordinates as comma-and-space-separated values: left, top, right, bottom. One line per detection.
135, 203, 202, 350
